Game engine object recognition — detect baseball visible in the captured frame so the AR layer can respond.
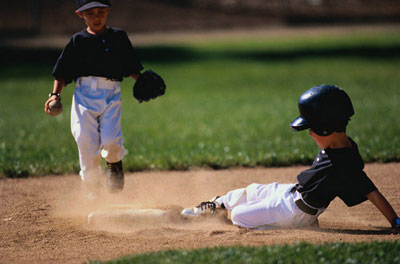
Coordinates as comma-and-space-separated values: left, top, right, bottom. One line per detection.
49, 100, 63, 116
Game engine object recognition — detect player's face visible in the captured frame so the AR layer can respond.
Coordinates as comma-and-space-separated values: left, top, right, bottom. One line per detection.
76, 7, 110, 34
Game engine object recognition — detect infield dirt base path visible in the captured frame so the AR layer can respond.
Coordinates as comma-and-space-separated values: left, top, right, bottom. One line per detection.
1, 163, 399, 264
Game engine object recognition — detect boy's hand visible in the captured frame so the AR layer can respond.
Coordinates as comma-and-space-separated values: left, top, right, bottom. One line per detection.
44, 95, 62, 116
391, 218, 400, 234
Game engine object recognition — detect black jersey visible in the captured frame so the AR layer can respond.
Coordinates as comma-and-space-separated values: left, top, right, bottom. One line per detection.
52, 27, 143, 85
295, 137, 377, 209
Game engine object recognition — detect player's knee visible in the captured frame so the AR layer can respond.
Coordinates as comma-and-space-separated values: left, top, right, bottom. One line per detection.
230, 208, 245, 226
75, 136, 100, 154
101, 138, 115, 148
230, 207, 257, 228
246, 183, 260, 190
101, 133, 123, 147
101, 143, 126, 163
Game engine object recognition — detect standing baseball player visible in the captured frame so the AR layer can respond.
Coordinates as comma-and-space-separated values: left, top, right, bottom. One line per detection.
182, 84, 400, 232
44, 0, 165, 196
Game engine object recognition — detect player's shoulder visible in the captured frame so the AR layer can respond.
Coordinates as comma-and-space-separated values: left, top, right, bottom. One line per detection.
107, 27, 128, 36
68, 29, 92, 44
106, 27, 131, 43
71, 29, 89, 39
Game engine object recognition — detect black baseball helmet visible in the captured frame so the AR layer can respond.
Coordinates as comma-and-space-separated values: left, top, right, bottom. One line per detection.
290, 84, 354, 136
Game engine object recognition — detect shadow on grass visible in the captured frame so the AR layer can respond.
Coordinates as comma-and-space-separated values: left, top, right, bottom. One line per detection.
138, 44, 400, 63
1, 43, 400, 78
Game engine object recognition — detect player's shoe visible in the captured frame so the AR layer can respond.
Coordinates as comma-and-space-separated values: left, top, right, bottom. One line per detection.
181, 196, 224, 216
106, 160, 124, 193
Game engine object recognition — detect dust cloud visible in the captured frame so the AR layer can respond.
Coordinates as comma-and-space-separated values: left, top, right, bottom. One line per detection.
52, 169, 233, 233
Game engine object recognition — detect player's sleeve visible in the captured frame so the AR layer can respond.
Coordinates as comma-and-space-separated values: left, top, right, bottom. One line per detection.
52, 37, 77, 85
119, 31, 144, 77
338, 171, 377, 207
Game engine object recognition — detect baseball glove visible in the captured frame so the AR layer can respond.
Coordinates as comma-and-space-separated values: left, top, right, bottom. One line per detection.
133, 70, 166, 103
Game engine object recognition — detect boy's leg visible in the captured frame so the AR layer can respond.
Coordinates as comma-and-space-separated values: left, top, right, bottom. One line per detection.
181, 183, 280, 216
230, 199, 278, 228
99, 84, 126, 192
71, 91, 102, 193
99, 88, 126, 163
220, 182, 284, 210
230, 183, 304, 229
217, 188, 246, 211
182, 183, 300, 228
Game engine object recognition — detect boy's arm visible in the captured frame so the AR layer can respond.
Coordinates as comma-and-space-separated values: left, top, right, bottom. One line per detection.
44, 78, 65, 115
366, 190, 399, 229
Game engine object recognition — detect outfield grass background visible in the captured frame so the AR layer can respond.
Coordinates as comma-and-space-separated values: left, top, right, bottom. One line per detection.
0, 31, 400, 177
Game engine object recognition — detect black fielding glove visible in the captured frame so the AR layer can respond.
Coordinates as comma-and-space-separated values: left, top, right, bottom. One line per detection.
133, 70, 166, 103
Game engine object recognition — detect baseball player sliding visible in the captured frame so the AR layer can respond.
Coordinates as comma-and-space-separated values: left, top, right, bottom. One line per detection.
182, 85, 400, 232
44, 0, 165, 197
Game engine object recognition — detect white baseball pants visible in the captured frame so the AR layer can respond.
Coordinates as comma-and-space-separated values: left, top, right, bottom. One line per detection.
218, 182, 323, 229
71, 76, 127, 184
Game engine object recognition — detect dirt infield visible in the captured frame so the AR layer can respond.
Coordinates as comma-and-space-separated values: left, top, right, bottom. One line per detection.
1, 163, 399, 263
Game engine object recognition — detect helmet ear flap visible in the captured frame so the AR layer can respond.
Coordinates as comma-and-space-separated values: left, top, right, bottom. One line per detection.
312, 128, 333, 136
312, 118, 349, 136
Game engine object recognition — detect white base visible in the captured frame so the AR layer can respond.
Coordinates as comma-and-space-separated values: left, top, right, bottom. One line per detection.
88, 206, 182, 226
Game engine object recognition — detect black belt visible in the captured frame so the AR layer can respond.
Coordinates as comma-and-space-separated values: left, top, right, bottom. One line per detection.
295, 199, 318, 215
290, 185, 318, 216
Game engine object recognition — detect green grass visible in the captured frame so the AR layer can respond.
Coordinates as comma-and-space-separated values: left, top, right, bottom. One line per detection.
92, 241, 400, 264
1, 31, 400, 177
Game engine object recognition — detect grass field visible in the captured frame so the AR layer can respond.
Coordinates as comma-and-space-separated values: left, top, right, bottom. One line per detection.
1, 31, 400, 177
97, 241, 400, 264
